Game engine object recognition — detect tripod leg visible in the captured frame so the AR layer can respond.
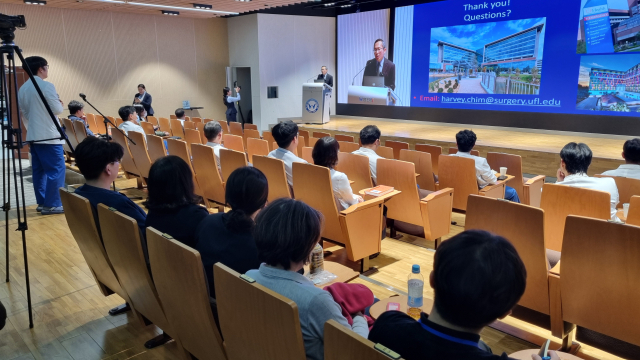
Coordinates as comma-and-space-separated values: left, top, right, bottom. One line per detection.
0, 52, 9, 283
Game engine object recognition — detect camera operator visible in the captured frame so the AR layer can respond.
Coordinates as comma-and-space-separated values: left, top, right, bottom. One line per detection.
18, 56, 65, 215
223, 85, 241, 125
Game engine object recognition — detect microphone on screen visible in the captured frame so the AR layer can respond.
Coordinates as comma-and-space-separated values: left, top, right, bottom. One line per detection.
79, 93, 87, 101
352, 62, 369, 85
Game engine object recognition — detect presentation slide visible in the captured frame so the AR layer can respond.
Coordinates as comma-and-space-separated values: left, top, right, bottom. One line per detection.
337, 0, 640, 117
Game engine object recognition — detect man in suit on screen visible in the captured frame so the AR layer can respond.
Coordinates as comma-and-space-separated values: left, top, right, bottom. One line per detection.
317, 66, 333, 87
363, 39, 395, 91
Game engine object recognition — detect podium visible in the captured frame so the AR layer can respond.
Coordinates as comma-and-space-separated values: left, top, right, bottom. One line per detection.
302, 83, 331, 124
347, 86, 397, 106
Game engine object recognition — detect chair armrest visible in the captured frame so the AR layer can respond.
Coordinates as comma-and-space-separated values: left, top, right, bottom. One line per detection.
479, 182, 506, 198
549, 260, 560, 276
523, 175, 545, 207
340, 196, 385, 215
525, 175, 545, 185
358, 188, 402, 202
421, 188, 454, 202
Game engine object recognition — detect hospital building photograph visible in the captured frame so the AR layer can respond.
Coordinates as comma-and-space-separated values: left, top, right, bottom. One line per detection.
577, 53, 640, 111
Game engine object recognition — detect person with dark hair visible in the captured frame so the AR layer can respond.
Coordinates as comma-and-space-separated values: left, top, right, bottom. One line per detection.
223, 86, 241, 124
18, 56, 65, 215
268, 120, 307, 186
195, 167, 268, 298
0, 300, 6, 330
452, 130, 520, 203
362, 39, 396, 91
557, 142, 620, 221
602, 138, 640, 180
145, 156, 208, 248
204, 121, 224, 175
353, 125, 384, 184
175, 108, 186, 127
133, 84, 153, 116
313, 137, 363, 210
368, 230, 532, 360
247, 198, 369, 360
117, 105, 145, 138
68, 100, 95, 137
317, 65, 333, 88
133, 104, 147, 122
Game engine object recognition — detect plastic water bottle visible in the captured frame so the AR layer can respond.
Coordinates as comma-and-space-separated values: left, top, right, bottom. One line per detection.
407, 264, 424, 320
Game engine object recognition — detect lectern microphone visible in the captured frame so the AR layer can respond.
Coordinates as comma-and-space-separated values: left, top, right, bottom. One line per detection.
352, 62, 369, 85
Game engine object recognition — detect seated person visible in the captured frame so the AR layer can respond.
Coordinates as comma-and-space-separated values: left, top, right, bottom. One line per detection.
247, 198, 369, 360
267, 120, 307, 186
368, 230, 551, 360
353, 125, 383, 185
556, 142, 620, 221
117, 105, 146, 138
312, 136, 363, 210
204, 121, 224, 175
68, 100, 95, 137
145, 156, 208, 248
451, 130, 519, 203
195, 167, 267, 298
602, 138, 640, 180
175, 108, 186, 126
134, 104, 147, 122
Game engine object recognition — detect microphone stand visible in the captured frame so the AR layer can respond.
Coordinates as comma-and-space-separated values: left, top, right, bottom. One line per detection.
352, 63, 368, 85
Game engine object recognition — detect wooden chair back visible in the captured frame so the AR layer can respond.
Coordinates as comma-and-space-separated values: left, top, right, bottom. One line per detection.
466, 195, 550, 315
438, 155, 479, 211
301, 147, 313, 164
114, 117, 123, 127
147, 228, 226, 360
97, 205, 173, 333
85, 113, 100, 134
170, 114, 177, 120
191, 144, 225, 207
335, 134, 355, 142
111, 128, 141, 178
377, 158, 423, 226
72, 120, 88, 143
140, 121, 155, 135
324, 319, 403, 360
375, 146, 394, 159
229, 122, 243, 137
127, 131, 152, 179
253, 155, 292, 201
540, 183, 611, 252
244, 123, 258, 130
297, 136, 306, 156
203, 118, 214, 123
183, 121, 195, 130
222, 134, 244, 153
220, 148, 248, 182
298, 130, 310, 146
158, 117, 171, 133
627, 195, 640, 226
146, 116, 158, 126
335, 152, 373, 193
487, 152, 525, 201
399, 149, 436, 191
263, 131, 276, 151
313, 131, 330, 138
146, 135, 167, 163
184, 129, 203, 148
191, 117, 202, 123
195, 122, 207, 143
95, 115, 107, 134
170, 119, 186, 139
385, 140, 409, 160
214, 263, 307, 360
416, 144, 442, 175
244, 129, 261, 150
247, 138, 270, 163
561, 216, 640, 347
338, 141, 360, 153
449, 147, 480, 156
184, 116, 190, 122
63, 118, 79, 150
59, 189, 131, 304
217, 120, 229, 134
308, 137, 319, 148
166, 138, 203, 196
595, 175, 640, 208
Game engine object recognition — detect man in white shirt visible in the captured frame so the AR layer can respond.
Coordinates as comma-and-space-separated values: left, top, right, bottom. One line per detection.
204, 121, 224, 175
18, 56, 66, 215
601, 138, 640, 180
175, 108, 186, 127
117, 106, 146, 138
353, 125, 384, 185
556, 142, 620, 221
267, 120, 307, 186
451, 130, 520, 202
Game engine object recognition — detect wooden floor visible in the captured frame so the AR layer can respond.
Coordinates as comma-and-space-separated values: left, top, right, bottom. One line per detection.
0, 178, 625, 360
286, 116, 631, 177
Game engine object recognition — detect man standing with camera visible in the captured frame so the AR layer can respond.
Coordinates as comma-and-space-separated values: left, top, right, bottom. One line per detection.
18, 56, 65, 215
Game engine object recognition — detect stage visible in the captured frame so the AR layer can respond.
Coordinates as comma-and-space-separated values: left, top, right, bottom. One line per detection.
280, 116, 629, 177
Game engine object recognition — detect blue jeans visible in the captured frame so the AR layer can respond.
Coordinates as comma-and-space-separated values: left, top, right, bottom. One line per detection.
30, 144, 65, 207
505, 186, 520, 203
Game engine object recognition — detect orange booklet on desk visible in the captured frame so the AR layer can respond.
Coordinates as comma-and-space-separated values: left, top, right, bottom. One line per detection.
365, 185, 394, 197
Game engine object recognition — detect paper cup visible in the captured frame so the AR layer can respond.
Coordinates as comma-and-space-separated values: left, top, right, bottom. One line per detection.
500, 167, 507, 177
624, 203, 630, 218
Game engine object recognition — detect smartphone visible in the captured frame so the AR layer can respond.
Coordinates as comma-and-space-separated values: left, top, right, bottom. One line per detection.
538, 339, 551, 360
386, 302, 400, 311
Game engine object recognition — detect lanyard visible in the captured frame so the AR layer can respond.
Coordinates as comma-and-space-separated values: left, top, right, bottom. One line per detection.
418, 319, 481, 349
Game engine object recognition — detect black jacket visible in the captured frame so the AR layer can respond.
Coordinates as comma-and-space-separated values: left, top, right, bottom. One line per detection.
133, 92, 154, 116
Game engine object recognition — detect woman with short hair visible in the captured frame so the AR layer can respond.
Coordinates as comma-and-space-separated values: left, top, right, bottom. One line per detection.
312, 136, 363, 210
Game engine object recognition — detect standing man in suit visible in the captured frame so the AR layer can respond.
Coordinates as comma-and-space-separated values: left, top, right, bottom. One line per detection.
133, 84, 154, 116
317, 66, 333, 87
363, 39, 396, 91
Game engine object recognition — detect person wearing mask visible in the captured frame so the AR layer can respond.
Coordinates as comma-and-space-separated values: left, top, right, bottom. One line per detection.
556, 142, 620, 221
268, 120, 307, 187
195, 167, 267, 299
68, 100, 95, 137
247, 198, 369, 360
133, 84, 153, 116
353, 125, 384, 185
602, 138, 640, 180
18, 56, 65, 215
204, 121, 224, 175
117, 106, 146, 138
223, 86, 241, 124
145, 156, 208, 248
312, 137, 363, 210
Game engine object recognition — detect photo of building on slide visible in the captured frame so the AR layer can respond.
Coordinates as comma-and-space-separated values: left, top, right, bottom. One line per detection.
577, 0, 640, 54
429, 18, 545, 95
577, 54, 640, 111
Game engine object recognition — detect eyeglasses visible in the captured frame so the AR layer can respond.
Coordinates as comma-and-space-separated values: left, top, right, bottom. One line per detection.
373, 47, 384, 53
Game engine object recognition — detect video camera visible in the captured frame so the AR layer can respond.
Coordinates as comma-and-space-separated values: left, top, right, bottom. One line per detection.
0, 14, 26, 41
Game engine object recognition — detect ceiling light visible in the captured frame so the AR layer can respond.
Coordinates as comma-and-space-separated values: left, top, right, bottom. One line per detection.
193, 3, 211, 9
24, 0, 46, 5
161, 10, 179, 15
235, 0, 252, 2
84, 0, 238, 15
324, 2, 335, 6
341, 4, 351, 7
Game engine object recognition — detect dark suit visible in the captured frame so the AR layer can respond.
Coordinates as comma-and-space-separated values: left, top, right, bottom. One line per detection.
317, 73, 333, 88
363, 58, 396, 91
133, 93, 154, 116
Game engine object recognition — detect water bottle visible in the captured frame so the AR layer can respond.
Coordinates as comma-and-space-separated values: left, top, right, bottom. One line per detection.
407, 264, 424, 320
309, 243, 324, 274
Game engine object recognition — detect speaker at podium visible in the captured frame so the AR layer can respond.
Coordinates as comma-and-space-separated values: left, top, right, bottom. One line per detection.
302, 82, 332, 124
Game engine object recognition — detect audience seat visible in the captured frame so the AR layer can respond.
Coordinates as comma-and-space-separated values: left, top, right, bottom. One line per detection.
127, 131, 152, 181
246, 138, 270, 163
170, 119, 186, 139
184, 129, 203, 149
385, 140, 409, 160
375, 146, 394, 159
217, 120, 229, 135
72, 119, 88, 143
146, 135, 167, 163
487, 152, 545, 207
158, 117, 171, 134
301, 147, 313, 164
191, 117, 202, 123
62, 118, 80, 155
595, 175, 640, 209
95, 115, 106, 133
203, 118, 214, 123
335, 134, 355, 142
170, 114, 177, 120
223, 134, 245, 153
415, 144, 442, 175
338, 141, 360, 153
166, 138, 203, 197
184, 116, 191, 122
194, 123, 207, 144
220, 148, 248, 182
324, 319, 403, 360
244, 123, 258, 131
85, 113, 100, 135
262, 131, 276, 151
449, 147, 479, 156
399, 149, 436, 191
253, 155, 292, 201
313, 131, 330, 139
183, 121, 196, 130
114, 117, 123, 127
293, 162, 385, 272
191, 144, 226, 210
214, 263, 307, 360
309, 137, 319, 148
147, 228, 226, 360
626, 195, 640, 226
335, 152, 373, 193
146, 116, 158, 126
297, 136, 306, 157
299, 130, 310, 146
111, 129, 144, 187
140, 121, 155, 135
244, 129, 261, 150
229, 122, 243, 137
